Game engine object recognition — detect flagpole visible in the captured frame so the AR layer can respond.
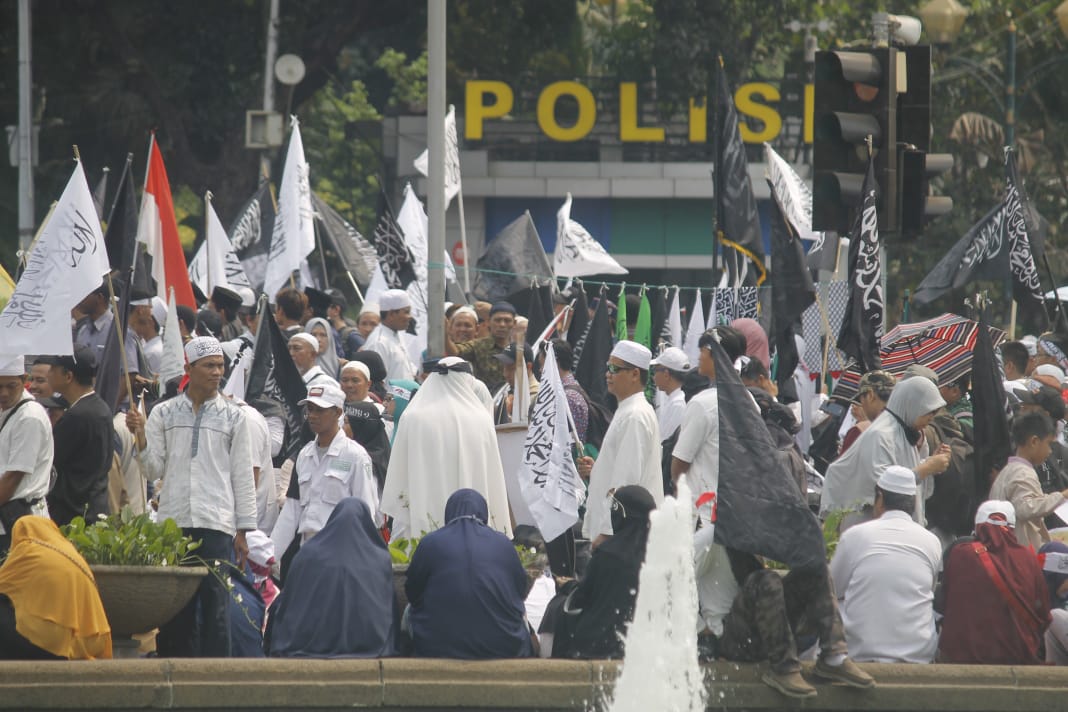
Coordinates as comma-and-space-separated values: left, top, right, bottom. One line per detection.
105, 272, 147, 478
457, 187, 471, 296
204, 190, 213, 295
1009, 300, 1018, 340
312, 210, 330, 293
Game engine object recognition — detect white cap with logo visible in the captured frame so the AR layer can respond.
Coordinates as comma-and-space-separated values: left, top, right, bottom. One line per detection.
300, 383, 346, 410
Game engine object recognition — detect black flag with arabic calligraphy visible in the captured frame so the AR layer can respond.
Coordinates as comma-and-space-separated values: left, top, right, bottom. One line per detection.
715, 60, 765, 288
836, 151, 882, 373
1003, 147, 1045, 321
372, 190, 417, 290
912, 201, 1008, 305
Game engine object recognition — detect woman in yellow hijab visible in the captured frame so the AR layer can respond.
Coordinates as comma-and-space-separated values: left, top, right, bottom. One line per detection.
0, 516, 111, 659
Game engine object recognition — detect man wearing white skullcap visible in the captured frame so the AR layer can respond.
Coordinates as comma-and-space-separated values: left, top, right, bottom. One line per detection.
360, 289, 417, 381
576, 340, 662, 547
0, 354, 54, 555
829, 465, 942, 664
125, 335, 256, 657
287, 332, 340, 390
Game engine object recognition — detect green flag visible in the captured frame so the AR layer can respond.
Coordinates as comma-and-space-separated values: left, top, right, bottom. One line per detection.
634, 291, 652, 348
615, 285, 628, 343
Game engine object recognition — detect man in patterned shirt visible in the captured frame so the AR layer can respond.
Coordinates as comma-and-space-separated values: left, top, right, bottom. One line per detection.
446, 301, 516, 391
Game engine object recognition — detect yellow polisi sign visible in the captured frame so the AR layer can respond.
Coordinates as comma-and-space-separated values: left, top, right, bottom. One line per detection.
465, 80, 814, 144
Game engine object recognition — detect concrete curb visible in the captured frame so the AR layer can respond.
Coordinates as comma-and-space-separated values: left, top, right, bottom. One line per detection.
1, 659, 1067, 710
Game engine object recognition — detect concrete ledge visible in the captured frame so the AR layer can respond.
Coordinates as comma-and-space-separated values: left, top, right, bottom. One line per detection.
1, 659, 1068, 711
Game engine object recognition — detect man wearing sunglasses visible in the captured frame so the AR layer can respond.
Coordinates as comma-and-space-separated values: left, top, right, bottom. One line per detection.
578, 341, 663, 550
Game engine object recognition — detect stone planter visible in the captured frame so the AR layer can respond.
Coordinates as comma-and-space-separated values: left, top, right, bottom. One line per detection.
91, 564, 209, 654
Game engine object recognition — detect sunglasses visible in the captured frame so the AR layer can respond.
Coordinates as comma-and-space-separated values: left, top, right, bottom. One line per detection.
606, 363, 636, 374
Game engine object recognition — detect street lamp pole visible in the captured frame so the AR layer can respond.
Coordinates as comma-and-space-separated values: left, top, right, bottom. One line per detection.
1005, 16, 1016, 149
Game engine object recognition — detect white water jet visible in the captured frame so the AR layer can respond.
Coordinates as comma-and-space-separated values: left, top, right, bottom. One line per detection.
608, 477, 706, 712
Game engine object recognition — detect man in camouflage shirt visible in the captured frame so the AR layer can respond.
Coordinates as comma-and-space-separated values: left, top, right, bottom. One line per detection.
446, 301, 515, 391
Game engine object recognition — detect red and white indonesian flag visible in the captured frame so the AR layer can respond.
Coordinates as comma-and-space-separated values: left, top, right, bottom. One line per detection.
0, 160, 111, 356
554, 193, 627, 278
188, 198, 252, 297
264, 117, 315, 299
413, 104, 462, 210
137, 138, 195, 307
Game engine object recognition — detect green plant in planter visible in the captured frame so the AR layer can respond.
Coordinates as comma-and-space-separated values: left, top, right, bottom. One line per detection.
62, 507, 200, 566
388, 535, 543, 570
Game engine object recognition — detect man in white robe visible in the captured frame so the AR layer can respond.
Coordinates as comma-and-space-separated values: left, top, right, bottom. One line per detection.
361, 289, 417, 381
577, 340, 663, 547
381, 357, 511, 538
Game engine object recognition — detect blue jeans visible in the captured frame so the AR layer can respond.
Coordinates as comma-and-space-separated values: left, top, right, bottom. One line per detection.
157, 528, 233, 657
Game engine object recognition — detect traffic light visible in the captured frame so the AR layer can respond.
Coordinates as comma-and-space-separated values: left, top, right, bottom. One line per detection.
812, 48, 898, 234
897, 45, 954, 236
900, 149, 954, 235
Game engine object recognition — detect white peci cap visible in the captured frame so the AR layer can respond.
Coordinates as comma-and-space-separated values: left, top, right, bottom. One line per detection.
610, 340, 652, 370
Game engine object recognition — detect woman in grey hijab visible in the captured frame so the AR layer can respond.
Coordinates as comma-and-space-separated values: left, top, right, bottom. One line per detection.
820, 376, 951, 526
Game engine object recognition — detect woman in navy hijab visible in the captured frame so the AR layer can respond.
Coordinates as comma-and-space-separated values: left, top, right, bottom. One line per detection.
405, 489, 535, 658
265, 498, 398, 657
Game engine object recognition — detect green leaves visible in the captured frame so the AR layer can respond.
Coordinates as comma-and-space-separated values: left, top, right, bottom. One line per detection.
61, 507, 200, 567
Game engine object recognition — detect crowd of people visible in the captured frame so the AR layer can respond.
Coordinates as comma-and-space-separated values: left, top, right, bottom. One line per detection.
2, 278, 1068, 700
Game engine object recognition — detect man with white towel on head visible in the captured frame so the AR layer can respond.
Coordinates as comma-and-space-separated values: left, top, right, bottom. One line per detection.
360, 289, 417, 381
576, 340, 663, 549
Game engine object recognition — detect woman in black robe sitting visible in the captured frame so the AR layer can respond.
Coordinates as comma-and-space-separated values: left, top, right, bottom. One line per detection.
405, 488, 536, 659
549, 485, 655, 658
265, 497, 398, 657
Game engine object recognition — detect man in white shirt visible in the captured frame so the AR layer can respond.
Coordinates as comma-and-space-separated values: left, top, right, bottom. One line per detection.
577, 340, 662, 548
360, 289, 416, 381
0, 355, 53, 554
830, 465, 942, 663
672, 331, 720, 523
271, 383, 378, 578
130, 296, 166, 377
125, 336, 257, 657
288, 333, 340, 389
652, 346, 689, 439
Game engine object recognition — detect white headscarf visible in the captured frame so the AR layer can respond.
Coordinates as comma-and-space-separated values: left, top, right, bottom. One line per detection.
305, 317, 340, 379
821, 377, 946, 519
380, 358, 511, 539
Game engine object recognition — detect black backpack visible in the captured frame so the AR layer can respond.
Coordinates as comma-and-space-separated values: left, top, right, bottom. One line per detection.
564, 382, 613, 450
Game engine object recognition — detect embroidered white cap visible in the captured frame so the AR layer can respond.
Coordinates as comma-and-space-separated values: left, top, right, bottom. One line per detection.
876, 465, 917, 496
184, 336, 223, 364
380, 289, 411, 311
610, 340, 652, 370
0, 355, 24, 377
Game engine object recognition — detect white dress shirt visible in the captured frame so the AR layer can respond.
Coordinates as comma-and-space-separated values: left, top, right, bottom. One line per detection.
142, 335, 163, 376
142, 392, 257, 536
673, 387, 720, 525
238, 403, 277, 534
271, 429, 379, 555
829, 509, 942, 663
361, 324, 416, 381
656, 387, 686, 440
0, 392, 53, 527
582, 391, 663, 539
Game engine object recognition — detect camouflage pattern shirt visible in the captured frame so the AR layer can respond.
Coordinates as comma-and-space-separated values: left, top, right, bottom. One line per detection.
454, 336, 507, 391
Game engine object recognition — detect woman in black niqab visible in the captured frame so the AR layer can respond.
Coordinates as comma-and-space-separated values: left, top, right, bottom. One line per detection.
265, 497, 398, 658
551, 485, 656, 659
345, 401, 391, 493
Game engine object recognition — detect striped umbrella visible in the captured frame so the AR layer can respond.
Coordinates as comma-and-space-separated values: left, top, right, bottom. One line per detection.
831, 313, 1006, 403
